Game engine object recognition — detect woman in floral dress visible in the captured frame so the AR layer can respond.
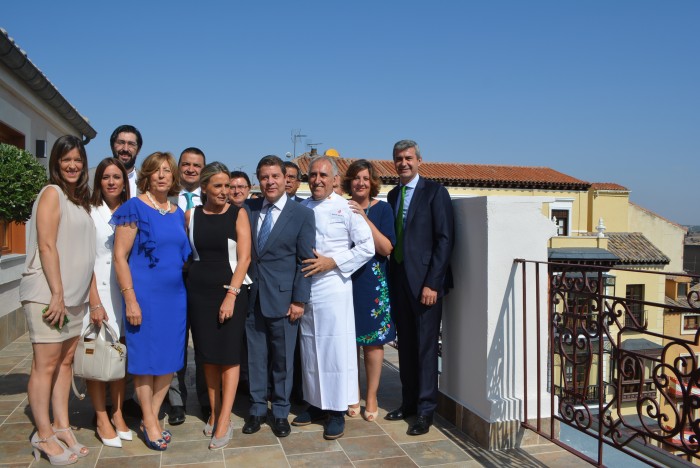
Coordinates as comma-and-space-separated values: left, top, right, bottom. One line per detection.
344, 159, 396, 422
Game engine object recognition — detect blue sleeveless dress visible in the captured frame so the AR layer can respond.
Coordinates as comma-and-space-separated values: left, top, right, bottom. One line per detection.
111, 198, 191, 375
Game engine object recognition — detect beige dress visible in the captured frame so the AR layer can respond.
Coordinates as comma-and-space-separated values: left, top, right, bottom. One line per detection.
20, 185, 96, 343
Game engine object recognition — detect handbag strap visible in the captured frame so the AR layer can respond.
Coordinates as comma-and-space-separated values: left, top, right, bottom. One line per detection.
71, 369, 86, 400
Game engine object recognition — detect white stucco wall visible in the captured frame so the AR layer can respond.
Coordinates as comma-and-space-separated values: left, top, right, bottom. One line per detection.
441, 196, 557, 423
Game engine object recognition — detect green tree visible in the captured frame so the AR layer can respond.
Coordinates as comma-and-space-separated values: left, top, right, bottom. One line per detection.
0, 143, 47, 223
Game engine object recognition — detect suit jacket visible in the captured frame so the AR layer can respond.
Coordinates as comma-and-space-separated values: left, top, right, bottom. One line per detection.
388, 177, 454, 298
290, 195, 305, 203
246, 197, 316, 318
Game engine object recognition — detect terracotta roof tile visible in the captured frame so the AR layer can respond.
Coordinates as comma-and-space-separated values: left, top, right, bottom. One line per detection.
294, 154, 590, 191
582, 232, 670, 265
590, 182, 629, 191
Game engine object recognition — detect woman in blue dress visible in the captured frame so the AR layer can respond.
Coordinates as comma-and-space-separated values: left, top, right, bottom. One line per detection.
113, 152, 191, 451
343, 160, 396, 422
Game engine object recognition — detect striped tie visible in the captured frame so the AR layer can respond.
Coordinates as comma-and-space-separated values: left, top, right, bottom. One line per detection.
258, 205, 273, 251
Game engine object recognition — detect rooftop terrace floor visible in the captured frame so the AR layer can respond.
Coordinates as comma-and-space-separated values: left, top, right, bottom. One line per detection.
0, 333, 587, 467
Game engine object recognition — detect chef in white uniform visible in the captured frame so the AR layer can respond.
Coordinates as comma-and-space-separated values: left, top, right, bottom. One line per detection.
295, 155, 374, 440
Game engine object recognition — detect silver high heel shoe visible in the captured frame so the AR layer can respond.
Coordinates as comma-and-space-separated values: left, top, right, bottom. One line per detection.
53, 426, 89, 458
30, 431, 78, 465
203, 417, 215, 437
209, 421, 233, 450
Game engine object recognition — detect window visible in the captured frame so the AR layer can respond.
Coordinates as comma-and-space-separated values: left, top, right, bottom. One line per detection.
0, 121, 28, 255
678, 283, 688, 298
682, 314, 700, 335
620, 355, 655, 402
552, 209, 570, 236
625, 284, 645, 326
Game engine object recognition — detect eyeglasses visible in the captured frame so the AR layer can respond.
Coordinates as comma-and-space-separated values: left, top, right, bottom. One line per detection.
115, 139, 138, 149
231, 185, 250, 191
286, 175, 298, 181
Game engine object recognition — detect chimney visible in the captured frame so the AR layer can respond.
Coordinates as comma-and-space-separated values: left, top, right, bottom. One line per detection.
310, 148, 318, 156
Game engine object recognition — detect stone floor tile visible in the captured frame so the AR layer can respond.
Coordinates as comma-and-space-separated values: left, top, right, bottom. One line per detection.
286, 450, 353, 467
0, 400, 22, 416
341, 417, 387, 438
0, 373, 29, 398
166, 463, 226, 468
381, 419, 447, 444
95, 454, 161, 467
161, 439, 224, 465
337, 434, 405, 461
225, 426, 280, 449
352, 455, 420, 467
223, 445, 288, 467
401, 439, 473, 466
0, 440, 33, 465
278, 430, 342, 456
0, 421, 34, 441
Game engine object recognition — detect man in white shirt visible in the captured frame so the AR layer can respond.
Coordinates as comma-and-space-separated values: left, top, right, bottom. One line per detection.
293, 155, 374, 440
176, 147, 205, 211
109, 125, 142, 198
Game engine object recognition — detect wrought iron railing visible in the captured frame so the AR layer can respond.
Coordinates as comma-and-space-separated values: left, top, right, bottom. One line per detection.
516, 259, 700, 467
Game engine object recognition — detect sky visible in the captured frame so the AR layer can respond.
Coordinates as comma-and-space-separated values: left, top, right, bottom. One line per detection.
3, 1, 698, 224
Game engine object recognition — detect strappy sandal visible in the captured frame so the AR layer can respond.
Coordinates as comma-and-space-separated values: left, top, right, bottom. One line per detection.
30, 431, 78, 465
52, 426, 89, 458
362, 408, 379, 422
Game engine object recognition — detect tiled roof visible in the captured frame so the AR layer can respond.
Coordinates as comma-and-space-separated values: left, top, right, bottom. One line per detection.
0, 28, 97, 141
590, 232, 670, 265
590, 182, 629, 191
666, 283, 700, 310
293, 154, 591, 190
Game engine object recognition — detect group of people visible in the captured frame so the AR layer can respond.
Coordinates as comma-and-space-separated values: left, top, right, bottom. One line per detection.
21, 123, 455, 464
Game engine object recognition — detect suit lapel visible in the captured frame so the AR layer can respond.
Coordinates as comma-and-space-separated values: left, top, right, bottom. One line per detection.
259, 201, 294, 255
405, 177, 425, 229
249, 199, 262, 256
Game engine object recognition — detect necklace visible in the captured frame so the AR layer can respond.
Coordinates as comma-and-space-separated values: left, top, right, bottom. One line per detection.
362, 198, 373, 216
146, 191, 171, 215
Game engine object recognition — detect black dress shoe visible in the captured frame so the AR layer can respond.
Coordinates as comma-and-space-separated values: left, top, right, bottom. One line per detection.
271, 418, 291, 437
168, 405, 186, 425
385, 407, 416, 421
242, 415, 265, 434
407, 415, 433, 436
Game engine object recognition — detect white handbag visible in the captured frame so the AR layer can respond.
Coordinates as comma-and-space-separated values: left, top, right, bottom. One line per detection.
72, 321, 127, 398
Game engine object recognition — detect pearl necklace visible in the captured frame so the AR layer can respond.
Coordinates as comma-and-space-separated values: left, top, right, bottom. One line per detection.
146, 191, 171, 215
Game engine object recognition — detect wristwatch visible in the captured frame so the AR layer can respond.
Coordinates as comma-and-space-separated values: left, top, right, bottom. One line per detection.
223, 285, 241, 295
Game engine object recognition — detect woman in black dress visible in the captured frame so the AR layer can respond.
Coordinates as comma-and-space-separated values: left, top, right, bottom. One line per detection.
185, 162, 251, 450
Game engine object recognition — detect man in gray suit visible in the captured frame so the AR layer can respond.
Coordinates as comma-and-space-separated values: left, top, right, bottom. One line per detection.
242, 155, 315, 438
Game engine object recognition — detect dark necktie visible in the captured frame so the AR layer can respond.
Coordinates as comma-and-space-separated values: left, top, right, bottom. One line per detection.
394, 185, 407, 264
258, 205, 273, 251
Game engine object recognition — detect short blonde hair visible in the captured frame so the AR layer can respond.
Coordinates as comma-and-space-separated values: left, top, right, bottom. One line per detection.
137, 152, 180, 196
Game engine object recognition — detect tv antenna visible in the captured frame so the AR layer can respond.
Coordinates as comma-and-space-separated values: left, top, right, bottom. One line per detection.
291, 129, 307, 159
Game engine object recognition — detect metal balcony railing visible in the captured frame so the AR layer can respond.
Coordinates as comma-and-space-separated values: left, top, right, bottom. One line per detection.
516, 260, 700, 467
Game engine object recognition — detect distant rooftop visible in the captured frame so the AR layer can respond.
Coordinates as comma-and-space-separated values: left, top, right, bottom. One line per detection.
590, 182, 629, 191
294, 154, 591, 191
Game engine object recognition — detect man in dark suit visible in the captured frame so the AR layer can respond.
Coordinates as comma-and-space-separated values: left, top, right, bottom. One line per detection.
242, 155, 315, 438
385, 139, 454, 436
283, 161, 305, 202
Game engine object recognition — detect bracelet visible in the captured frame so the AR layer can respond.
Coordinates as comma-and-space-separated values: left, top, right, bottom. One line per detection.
226, 289, 238, 296
90, 304, 104, 312
120, 286, 134, 293
223, 285, 241, 295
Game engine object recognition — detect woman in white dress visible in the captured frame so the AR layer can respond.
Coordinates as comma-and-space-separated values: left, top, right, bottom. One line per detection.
82, 158, 131, 448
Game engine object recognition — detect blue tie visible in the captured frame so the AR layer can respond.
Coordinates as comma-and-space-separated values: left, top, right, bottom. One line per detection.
258, 205, 273, 251
184, 192, 195, 210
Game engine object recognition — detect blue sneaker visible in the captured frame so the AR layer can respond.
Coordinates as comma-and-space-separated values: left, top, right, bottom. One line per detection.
324, 411, 345, 440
